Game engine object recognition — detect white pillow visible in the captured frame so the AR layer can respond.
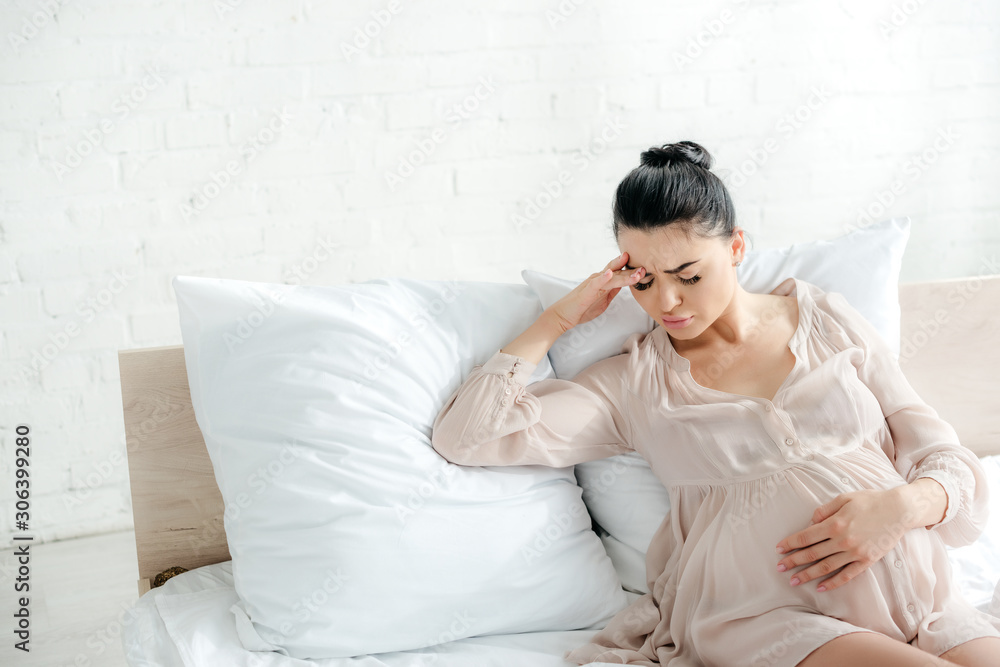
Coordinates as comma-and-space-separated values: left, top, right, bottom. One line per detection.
523, 217, 911, 595
171, 275, 629, 659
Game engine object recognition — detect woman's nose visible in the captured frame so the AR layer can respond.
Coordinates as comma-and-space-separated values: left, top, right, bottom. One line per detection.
659, 284, 681, 312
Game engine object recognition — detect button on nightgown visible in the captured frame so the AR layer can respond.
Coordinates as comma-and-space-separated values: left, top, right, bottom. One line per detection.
430, 277, 1000, 666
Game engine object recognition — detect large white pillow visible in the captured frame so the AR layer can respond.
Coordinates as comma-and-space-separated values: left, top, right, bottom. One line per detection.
171, 275, 629, 659
522, 217, 911, 595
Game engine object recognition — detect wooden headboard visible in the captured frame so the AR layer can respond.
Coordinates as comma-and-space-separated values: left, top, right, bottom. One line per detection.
118, 275, 1000, 596
119, 344, 229, 596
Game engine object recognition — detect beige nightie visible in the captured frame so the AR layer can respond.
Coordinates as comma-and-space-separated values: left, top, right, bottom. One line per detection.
431, 277, 1000, 666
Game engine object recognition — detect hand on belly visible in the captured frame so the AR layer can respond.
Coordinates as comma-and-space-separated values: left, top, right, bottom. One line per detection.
773, 487, 911, 593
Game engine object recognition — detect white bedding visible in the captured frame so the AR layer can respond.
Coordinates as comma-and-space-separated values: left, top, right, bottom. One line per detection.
122, 558, 643, 667
123, 455, 1000, 667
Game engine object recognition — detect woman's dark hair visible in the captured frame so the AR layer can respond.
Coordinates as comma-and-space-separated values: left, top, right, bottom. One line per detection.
612, 140, 737, 243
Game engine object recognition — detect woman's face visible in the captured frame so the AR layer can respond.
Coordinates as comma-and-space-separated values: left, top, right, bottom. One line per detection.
618, 224, 743, 341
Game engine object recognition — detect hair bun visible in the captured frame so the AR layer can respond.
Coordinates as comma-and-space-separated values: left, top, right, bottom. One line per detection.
640, 141, 713, 170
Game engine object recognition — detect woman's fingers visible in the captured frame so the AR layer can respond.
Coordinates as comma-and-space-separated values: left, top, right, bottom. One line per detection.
563, 252, 643, 329
813, 559, 869, 593
789, 551, 855, 590
599, 266, 642, 289
603, 251, 629, 271
601, 252, 643, 286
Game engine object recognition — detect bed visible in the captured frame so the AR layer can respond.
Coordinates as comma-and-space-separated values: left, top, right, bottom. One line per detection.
118, 273, 1000, 667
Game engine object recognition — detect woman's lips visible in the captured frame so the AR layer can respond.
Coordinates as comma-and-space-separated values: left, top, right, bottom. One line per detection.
662, 316, 693, 329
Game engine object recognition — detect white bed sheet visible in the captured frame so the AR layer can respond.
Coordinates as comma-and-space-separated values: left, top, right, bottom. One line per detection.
123, 455, 1000, 667
122, 557, 642, 667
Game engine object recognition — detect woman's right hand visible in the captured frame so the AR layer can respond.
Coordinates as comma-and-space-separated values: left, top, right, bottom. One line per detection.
546, 251, 646, 333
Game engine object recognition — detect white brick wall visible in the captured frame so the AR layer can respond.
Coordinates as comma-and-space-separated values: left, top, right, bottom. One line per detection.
0, 0, 998, 546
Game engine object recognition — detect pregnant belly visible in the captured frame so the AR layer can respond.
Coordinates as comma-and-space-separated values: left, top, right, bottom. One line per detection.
681, 467, 940, 634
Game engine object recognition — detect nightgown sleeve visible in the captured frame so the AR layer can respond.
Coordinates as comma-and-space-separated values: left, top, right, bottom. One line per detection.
430, 348, 635, 468
814, 288, 990, 548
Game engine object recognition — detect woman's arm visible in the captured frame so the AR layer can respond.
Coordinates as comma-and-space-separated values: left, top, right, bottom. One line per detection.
896, 476, 949, 529
814, 287, 990, 548
431, 311, 635, 468
498, 306, 567, 365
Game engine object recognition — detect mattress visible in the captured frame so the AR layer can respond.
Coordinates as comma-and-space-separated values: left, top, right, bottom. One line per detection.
123, 455, 1000, 666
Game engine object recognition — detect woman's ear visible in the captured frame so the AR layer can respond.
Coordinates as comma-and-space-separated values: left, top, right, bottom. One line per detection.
729, 228, 748, 263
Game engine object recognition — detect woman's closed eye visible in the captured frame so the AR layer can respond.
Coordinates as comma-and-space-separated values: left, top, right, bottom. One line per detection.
634, 275, 701, 291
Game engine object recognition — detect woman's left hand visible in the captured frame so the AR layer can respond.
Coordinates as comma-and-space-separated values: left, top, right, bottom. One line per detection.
774, 487, 911, 593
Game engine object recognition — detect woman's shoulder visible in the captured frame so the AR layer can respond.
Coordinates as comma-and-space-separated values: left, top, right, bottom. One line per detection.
766, 276, 833, 321
767, 275, 825, 301
787, 278, 892, 353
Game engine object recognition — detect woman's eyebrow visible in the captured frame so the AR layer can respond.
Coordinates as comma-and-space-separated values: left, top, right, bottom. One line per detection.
625, 259, 700, 274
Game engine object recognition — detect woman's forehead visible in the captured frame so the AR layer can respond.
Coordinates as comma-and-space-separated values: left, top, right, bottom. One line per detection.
619, 227, 717, 265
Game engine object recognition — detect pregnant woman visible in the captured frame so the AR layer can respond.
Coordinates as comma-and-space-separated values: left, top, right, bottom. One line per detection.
430, 141, 1000, 666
